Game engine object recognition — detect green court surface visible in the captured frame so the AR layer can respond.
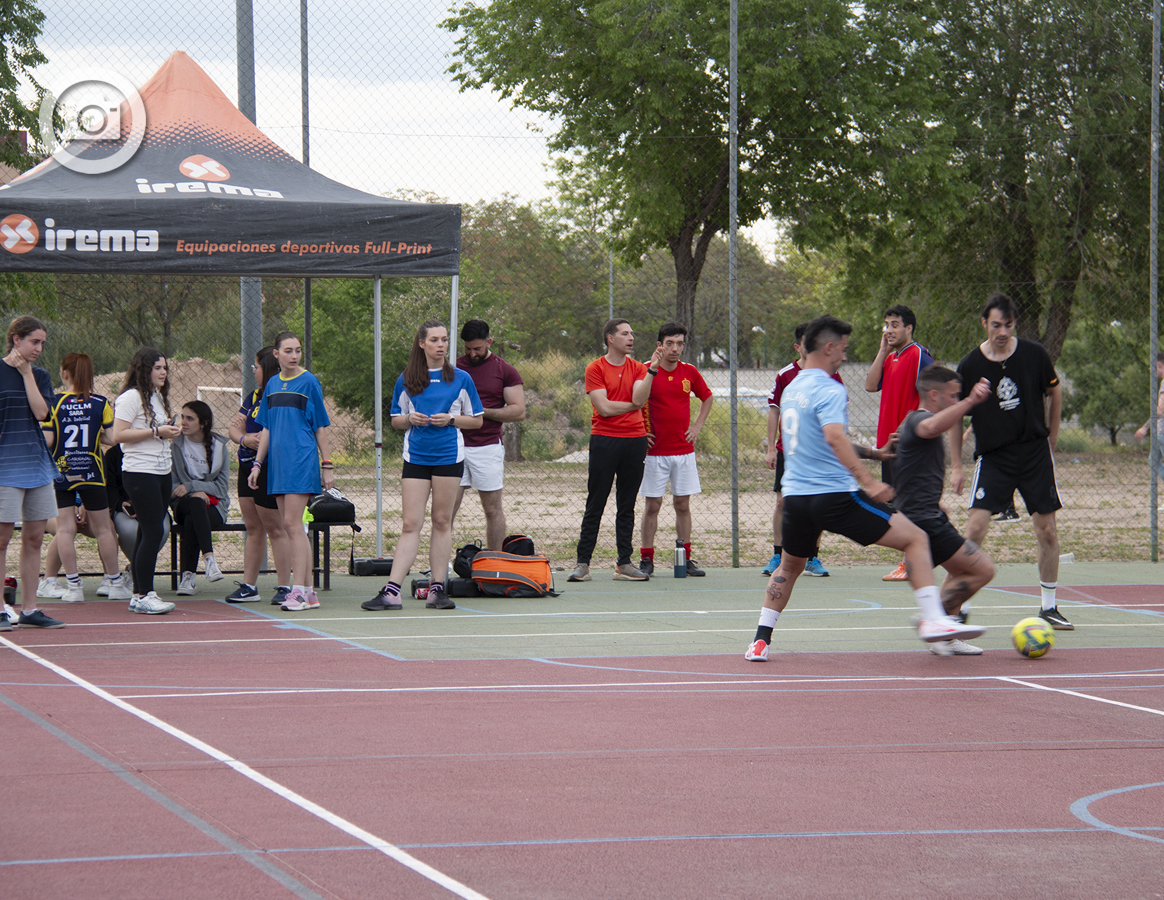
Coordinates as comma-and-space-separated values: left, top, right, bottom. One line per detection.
254, 562, 1164, 661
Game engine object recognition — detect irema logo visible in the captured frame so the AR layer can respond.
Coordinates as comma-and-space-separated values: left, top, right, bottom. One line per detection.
179, 155, 230, 181
0, 215, 39, 253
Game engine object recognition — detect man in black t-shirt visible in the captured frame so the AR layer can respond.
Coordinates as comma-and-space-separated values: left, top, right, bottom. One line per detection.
950, 293, 1071, 631
896, 365, 996, 655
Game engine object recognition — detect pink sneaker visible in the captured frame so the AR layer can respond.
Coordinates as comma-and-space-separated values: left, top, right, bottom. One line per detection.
305, 590, 319, 610
281, 588, 312, 611
745, 639, 769, 662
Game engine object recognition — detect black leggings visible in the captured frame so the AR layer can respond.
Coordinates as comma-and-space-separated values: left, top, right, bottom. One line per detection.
576, 434, 648, 566
171, 494, 225, 574
122, 471, 172, 595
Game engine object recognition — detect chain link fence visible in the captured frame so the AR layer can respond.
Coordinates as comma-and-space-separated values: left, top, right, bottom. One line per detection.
2, 0, 1159, 575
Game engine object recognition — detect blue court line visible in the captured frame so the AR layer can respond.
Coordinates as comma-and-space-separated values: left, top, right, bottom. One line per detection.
213, 598, 407, 661
1070, 782, 1164, 846
0, 690, 329, 900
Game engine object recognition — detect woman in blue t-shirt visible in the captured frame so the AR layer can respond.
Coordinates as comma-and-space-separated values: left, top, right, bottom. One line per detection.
362, 320, 482, 614
248, 332, 332, 612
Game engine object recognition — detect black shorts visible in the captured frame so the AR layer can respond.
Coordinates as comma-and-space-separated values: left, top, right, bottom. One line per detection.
402, 460, 464, 480
238, 460, 278, 510
56, 486, 109, 512
911, 512, 966, 569
969, 439, 1062, 516
771, 451, 785, 493
781, 490, 894, 559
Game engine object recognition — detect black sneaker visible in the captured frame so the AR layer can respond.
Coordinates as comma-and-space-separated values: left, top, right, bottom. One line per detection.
362, 586, 403, 611
1039, 607, 1074, 631
425, 584, 455, 610
638, 557, 654, 577
225, 582, 260, 603
954, 611, 969, 625
18, 609, 66, 629
0, 612, 12, 632
270, 586, 290, 606
685, 558, 706, 577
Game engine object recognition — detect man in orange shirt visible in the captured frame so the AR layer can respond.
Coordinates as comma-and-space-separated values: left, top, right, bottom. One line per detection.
568, 319, 664, 583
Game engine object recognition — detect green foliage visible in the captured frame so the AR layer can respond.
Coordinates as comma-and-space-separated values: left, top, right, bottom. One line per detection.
0, 0, 50, 169
1060, 321, 1147, 445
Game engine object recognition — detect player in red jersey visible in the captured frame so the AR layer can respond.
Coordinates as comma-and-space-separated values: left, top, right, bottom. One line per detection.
636, 323, 714, 576
864, 304, 933, 581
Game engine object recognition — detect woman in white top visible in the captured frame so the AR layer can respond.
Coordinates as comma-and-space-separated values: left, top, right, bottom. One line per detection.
111, 348, 180, 614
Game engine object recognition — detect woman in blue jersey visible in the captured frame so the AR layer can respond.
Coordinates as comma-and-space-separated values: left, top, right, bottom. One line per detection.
248, 332, 332, 612
42, 352, 130, 603
227, 347, 290, 604
363, 320, 483, 613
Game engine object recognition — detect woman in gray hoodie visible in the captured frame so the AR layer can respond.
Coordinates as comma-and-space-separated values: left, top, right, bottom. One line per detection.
170, 399, 231, 595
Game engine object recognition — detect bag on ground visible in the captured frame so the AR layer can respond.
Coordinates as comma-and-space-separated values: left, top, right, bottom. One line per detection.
453, 541, 483, 579
501, 534, 536, 556
470, 550, 558, 597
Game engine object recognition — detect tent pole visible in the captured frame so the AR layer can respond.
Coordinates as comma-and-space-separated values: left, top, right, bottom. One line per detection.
374, 276, 384, 558
450, 274, 459, 344
240, 277, 262, 395
300, 0, 312, 371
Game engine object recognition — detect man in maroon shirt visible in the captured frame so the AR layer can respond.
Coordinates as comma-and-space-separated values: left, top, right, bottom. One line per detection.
451, 320, 526, 549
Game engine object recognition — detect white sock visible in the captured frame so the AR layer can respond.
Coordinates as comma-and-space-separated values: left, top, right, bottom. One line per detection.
1040, 582, 1057, 611
758, 607, 779, 629
914, 585, 944, 622
959, 601, 971, 617
66, 574, 81, 586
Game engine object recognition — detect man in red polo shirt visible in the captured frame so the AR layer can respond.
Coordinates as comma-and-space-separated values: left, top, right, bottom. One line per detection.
864, 304, 933, 581
636, 322, 713, 576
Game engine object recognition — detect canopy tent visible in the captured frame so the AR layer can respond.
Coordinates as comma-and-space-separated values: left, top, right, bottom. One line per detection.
0, 51, 460, 553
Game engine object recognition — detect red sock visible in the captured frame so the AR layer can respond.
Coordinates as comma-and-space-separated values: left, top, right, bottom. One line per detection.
641, 547, 654, 560
684, 542, 692, 558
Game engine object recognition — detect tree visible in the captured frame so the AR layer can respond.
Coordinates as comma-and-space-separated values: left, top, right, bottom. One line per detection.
443, 0, 871, 344
0, 0, 50, 170
1060, 320, 1147, 445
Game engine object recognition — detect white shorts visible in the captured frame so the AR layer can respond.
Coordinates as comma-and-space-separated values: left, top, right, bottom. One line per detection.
460, 442, 505, 492
0, 482, 58, 524
640, 453, 702, 498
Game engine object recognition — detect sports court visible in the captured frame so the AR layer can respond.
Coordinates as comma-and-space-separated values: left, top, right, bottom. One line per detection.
3, 561, 1162, 898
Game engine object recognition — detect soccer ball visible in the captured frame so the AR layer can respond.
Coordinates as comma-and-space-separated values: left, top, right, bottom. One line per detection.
1011, 617, 1055, 658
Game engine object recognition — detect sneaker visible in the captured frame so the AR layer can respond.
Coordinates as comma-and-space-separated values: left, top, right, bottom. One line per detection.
638, 557, 654, 577
425, 584, 455, 610
745, 638, 769, 662
761, 553, 781, 576
270, 586, 291, 606
132, 592, 176, 615
96, 576, 111, 597
18, 609, 65, 629
613, 562, 649, 581
225, 582, 260, 603
804, 557, 829, 577
685, 558, 706, 577
176, 571, 197, 596
4, 603, 19, 626
0, 611, 10, 632
362, 586, 403, 611
954, 610, 969, 625
567, 563, 591, 582
106, 579, 133, 601
1039, 607, 1074, 631
994, 506, 1021, 523
882, 561, 908, 581
280, 588, 315, 611
917, 616, 985, 643
61, 581, 85, 603
305, 590, 320, 609
204, 556, 224, 583
36, 577, 65, 598
930, 639, 984, 657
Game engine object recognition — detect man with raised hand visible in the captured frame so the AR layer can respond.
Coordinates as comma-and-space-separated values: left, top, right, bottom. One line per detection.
864, 304, 933, 582
637, 322, 713, 577
951, 293, 1070, 630
896, 364, 996, 656
452, 319, 526, 549
568, 318, 663, 583
745, 315, 982, 662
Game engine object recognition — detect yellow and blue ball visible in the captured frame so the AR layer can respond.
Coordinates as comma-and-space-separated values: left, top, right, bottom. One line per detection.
1012, 617, 1055, 658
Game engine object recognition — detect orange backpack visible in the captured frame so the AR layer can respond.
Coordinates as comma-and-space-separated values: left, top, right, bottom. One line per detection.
470, 550, 559, 597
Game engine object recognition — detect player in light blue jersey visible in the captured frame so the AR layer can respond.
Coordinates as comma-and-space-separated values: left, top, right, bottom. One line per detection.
745, 315, 983, 662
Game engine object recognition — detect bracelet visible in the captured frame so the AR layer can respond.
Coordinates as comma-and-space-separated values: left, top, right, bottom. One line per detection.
321, 464, 334, 470
648, 368, 659, 376
321, 459, 332, 465
252, 460, 262, 469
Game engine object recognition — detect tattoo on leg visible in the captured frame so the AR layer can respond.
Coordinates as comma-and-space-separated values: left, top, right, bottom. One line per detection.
765, 579, 785, 605
962, 540, 980, 558
941, 580, 972, 609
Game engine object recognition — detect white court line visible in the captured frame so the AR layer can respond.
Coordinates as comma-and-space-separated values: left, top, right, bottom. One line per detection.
0, 635, 491, 900
997, 676, 1164, 717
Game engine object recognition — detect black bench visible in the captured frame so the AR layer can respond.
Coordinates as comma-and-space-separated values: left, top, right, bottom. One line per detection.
168, 519, 353, 591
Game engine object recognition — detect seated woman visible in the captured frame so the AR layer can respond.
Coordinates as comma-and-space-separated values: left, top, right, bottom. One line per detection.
170, 400, 230, 596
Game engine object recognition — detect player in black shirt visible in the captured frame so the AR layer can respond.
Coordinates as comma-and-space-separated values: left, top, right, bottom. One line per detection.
950, 294, 1071, 631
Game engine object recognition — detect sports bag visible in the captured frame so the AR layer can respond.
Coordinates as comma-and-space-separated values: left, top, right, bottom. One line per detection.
502, 534, 535, 556
470, 550, 559, 597
308, 488, 356, 524
453, 541, 483, 579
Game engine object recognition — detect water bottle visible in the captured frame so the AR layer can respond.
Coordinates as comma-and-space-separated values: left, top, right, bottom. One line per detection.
674, 539, 687, 578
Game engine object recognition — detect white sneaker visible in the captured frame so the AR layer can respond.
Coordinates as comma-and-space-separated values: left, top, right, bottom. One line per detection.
177, 572, 197, 596
931, 639, 984, 657
917, 616, 985, 643
3, 603, 18, 626
204, 556, 224, 582
131, 592, 175, 615
106, 579, 133, 601
96, 576, 111, 597
36, 577, 65, 598
61, 581, 85, 603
